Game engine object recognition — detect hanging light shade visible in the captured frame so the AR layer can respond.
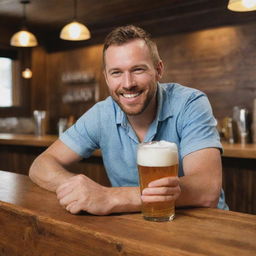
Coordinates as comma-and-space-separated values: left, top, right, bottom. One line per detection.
10, 0, 38, 47
60, 0, 91, 41
60, 21, 90, 41
10, 29, 38, 47
227, 0, 256, 11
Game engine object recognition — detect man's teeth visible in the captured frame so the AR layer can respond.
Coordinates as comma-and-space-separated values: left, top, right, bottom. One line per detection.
122, 92, 140, 98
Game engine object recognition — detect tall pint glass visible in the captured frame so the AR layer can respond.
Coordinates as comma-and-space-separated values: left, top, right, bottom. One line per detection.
137, 141, 178, 222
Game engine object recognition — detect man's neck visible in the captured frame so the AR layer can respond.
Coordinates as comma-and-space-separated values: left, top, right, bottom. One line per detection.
127, 95, 157, 142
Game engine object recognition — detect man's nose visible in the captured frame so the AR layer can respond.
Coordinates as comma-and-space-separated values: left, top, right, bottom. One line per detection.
122, 72, 135, 89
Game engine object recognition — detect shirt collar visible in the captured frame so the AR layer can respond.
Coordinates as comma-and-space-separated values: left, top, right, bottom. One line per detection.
156, 83, 174, 122
114, 83, 174, 126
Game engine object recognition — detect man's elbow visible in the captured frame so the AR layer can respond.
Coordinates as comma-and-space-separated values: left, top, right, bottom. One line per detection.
29, 157, 40, 183
201, 196, 219, 208
29, 154, 49, 186
201, 185, 221, 208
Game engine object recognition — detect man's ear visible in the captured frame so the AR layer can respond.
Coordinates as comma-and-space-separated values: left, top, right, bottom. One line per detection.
156, 60, 164, 80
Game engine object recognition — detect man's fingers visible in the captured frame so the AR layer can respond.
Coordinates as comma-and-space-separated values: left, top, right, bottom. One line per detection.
58, 190, 78, 207
148, 177, 179, 187
66, 201, 81, 214
56, 185, 74, 200
56, 181, 72, 195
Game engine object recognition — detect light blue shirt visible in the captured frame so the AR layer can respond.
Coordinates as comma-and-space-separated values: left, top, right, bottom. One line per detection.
60, 83, 228, 209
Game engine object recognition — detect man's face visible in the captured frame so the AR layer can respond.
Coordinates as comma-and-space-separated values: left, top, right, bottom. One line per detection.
104, 39, 163, 116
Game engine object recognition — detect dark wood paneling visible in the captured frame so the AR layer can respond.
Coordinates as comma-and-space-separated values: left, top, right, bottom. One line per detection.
222, 157, 256, 214
0, 145, 44, 175
36, 44, 108, 133
158, 22, 256, 119
31, 47, 48, 112
0, 145, 110, 187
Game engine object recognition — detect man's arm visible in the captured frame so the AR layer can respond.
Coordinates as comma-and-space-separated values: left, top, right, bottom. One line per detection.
29, 139, 143, 215
29, 139, 83, 192
176, 147, 222, 208
141, 147, 222, 208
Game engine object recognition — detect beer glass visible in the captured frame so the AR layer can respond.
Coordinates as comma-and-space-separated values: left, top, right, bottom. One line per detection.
137, 141, 178, 222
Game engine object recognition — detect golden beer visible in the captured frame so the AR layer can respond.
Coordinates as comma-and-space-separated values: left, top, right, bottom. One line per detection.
137, 141, 178, 222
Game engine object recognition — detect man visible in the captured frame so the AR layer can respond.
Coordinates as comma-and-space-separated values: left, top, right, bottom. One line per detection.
29, 25, 227, 215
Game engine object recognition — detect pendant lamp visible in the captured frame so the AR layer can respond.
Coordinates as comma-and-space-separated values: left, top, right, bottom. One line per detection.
22, 68, 33, 79
60, 0, 91, 41
227, 0, 256, 11
10, 0, 38, 47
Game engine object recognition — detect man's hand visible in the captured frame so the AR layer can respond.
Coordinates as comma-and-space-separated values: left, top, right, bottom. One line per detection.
141, 177, 181, 203
56, 174, 113, 215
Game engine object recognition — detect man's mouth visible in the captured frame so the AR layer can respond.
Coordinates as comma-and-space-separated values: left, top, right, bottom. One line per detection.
121, 92, 141, 98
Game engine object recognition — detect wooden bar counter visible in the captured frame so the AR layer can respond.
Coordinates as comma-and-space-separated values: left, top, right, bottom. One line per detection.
0, 171, 255, 256
0, 133, 255, 214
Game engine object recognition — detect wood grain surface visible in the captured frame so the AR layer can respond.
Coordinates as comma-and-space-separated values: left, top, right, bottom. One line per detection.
0, 171, 255, 256
222, 142, 256, 159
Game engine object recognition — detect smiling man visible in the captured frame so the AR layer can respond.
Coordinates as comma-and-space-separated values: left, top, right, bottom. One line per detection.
29, 25, 228, 215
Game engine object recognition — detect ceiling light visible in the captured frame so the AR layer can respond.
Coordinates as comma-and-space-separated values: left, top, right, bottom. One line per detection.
227, 0, 256, 11
11, 29, 37, 47
60, 0, 91, 41
22, 68, 33, 79
10, 0, 38, 47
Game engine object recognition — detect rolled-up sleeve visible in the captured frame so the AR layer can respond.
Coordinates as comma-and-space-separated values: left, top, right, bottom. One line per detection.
59, 105, 101, 158
179, 92, 222, 159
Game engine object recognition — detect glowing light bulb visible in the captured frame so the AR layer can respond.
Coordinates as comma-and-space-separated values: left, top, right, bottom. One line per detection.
19, 31, 30, 46
22, 68, 32, 79
242, 0, 256, 8
68, 22, 82, 39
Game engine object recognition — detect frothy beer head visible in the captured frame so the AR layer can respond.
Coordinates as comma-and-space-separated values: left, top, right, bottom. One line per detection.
137, 141, 178, 167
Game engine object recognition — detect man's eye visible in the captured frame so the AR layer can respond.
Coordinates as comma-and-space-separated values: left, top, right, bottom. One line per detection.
111, 71, 121, 76
133, 68, 145, 74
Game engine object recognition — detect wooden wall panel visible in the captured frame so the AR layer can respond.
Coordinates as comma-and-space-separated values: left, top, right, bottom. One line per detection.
222, 157, 256, 214
0, 146, 44, 175
31, 47, 48, 112
157, 22, 256, 119
43, 45, 108, 133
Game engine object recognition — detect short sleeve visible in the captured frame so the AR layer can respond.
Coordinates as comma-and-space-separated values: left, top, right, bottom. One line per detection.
59, 104, 101, 158
179, 92, 222, 159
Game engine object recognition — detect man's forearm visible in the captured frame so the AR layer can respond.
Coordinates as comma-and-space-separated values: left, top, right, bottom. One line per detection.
29, 154, 75, 192
175, 172, 221, 208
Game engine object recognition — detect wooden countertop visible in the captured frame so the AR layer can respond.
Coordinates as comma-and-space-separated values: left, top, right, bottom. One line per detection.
0, 133, 255, 159
0, 133, 101, 157
0, 170, 255, 256
222, 142, 256, 159
0, 133, 57, 147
